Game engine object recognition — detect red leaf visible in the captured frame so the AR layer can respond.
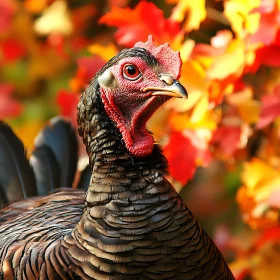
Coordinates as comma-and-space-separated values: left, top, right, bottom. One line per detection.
0, 84, 22, 119
99, 1, 180, 47
77, 56, 105, 81
0, 0, 16, 33
257, 87, 280, 128
0, 38, 27, 62
163, 132, 197, 185
256, 45, 280, 67
249, 9, 280, 45
56, 90, 79, 126
70, 56, 105, 92
211, 126, 241, 156
255, 226, 280, 250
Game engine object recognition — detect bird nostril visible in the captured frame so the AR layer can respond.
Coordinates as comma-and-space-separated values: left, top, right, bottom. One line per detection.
160, 75, 174, 86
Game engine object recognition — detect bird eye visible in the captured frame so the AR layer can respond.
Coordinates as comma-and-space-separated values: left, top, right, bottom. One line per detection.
123, 64, 141, 80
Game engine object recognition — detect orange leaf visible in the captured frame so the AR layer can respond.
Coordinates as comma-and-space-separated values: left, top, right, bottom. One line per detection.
88, 43, 118, 62
237, 158, 280, 229
24, 0, 48, 14
99, 1, 180, 47
227, 87, 260, 124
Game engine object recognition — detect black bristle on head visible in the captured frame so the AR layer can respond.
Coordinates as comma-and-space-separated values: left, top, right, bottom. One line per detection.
0, 121, 37, 207
34, 116, 78, 188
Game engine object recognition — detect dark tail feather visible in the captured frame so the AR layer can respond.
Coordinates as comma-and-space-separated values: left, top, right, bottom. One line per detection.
0, 122, 37, 207
34, 117, 78, 188
30, 145, 60, 195
77, 164, 91, 190
0, 184, 8, 208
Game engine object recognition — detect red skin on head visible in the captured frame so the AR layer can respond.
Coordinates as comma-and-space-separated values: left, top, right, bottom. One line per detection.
134, 35, 182, 79
100, 36, 182, 157
100, 56, 170, 157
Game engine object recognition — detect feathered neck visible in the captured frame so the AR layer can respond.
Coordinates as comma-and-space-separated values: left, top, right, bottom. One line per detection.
77, 80, 169, 200
69, 79, 176, 278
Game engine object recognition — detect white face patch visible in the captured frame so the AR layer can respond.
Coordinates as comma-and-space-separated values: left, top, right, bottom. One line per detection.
98, 70, 116, 89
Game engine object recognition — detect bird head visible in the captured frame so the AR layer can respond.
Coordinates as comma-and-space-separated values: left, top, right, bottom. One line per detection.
80, 35, 187, 158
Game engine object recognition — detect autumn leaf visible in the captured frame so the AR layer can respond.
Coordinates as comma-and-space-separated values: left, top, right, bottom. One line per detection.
23, 0, 48, 14
70, 56, 106, 92
256, 44, 280, 67
223, 0, 261, 38
0, 0, 16, 33
230, 241, 280, 280
99, 1, 180, 47
257, 85, 280, 128
163, 131, 197, 185
34, 0, 73, 36
227, 87, 260, 125
0, 84, 22, 119
0, 38, 27, 63
167, 0, 206, 32
88, 43, 118, 62
237, 158, 280, 229
211, 125, 242, 157
255, 226, 280, 249
56, 90, 79, 126
249, 8, 280, 45
207, 39, 246, 80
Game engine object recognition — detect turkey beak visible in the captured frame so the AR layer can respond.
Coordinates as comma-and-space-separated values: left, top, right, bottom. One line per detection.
142, 76, 188, 99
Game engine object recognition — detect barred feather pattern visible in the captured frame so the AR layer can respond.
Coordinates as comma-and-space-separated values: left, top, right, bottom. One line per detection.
0, 190, 84, 279
0, 48, 234, 279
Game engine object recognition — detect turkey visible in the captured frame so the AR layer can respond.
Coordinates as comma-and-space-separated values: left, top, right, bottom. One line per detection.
0, 35, 235, 279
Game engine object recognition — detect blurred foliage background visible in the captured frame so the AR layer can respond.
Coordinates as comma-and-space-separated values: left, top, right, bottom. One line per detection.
1, 0, 280, 279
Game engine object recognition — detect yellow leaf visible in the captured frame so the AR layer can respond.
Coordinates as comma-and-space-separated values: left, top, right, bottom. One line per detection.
241, 158, 279, 190
167, 56, 209, 112
224, 0, 261, 37
168, 0, 207, 32
207, 39, 245, 79
34, 0, 73, 36
227, 88, 261, 124
88, 43, 118, 62
178, 40, 195, 62
147, 107, 170, 141
168, 108, 219, 131
190, 94, 208, 123
237, 158, 280, 229
180, 58, 209, 91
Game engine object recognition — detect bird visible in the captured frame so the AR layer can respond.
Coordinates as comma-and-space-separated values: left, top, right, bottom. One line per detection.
0, 35, 235, 279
